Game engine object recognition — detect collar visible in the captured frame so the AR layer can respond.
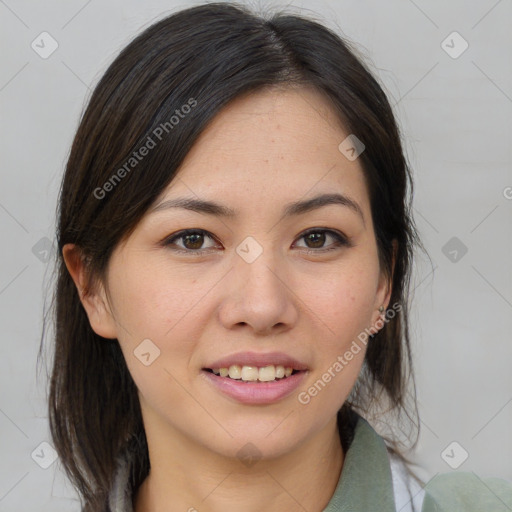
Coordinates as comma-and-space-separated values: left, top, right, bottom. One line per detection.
322, 416, 396, 511
109, 415, 396, 511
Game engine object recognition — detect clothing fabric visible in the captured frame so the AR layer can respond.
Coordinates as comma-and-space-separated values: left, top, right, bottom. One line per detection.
108, 416, 512, 511
389, 453, 425, 512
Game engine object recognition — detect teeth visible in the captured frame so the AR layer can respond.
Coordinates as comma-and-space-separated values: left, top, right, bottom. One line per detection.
210, 365, 295, 382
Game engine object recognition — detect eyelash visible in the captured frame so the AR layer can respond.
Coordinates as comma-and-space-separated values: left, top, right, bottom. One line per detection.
161, 228, 351, 256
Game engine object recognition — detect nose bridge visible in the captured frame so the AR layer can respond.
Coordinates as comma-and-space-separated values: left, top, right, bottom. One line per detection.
218, 233, 297, 333
234, 234, 284, 292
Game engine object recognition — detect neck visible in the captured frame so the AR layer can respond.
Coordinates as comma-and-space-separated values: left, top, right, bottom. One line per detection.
133, 415, 344, 512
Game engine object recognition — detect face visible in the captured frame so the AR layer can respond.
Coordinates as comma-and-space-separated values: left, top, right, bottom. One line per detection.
66, 85, 392, 461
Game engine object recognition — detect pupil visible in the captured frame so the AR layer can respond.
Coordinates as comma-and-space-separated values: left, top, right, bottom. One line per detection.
306, 232, 324, 248
185, 233, 203, 249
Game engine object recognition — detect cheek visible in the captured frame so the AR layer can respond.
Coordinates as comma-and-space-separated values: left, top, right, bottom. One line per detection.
107, 256, 212, 338
106, 257, 219, 386
304, 265, 379, 344
297, 339, 367, 420
295, 261, 377, 406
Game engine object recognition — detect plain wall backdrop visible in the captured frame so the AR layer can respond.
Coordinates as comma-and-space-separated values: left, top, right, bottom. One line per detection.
1, 0, 511, 510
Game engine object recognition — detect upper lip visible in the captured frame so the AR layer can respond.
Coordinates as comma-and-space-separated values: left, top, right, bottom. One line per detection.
203, 351, 309, 371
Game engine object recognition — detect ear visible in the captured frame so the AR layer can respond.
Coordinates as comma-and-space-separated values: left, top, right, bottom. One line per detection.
62, 243, 118, 339
371, 239, 398, 327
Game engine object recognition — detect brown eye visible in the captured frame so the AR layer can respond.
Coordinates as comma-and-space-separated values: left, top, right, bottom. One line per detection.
295, 228, 350, 253
163, 229, 218, 253
162, 227, 351, 256
181, 232, 205, 250
304, 231, 326, 248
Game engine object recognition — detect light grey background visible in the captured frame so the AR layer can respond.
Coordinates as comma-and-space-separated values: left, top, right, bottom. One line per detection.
1, 0, 511, 510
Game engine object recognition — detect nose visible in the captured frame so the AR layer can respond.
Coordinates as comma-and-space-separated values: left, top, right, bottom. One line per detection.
217, 243, 299, 336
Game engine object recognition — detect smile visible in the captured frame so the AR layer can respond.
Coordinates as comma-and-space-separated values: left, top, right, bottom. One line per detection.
201, 367, 308, 405
204, 364, 298, 382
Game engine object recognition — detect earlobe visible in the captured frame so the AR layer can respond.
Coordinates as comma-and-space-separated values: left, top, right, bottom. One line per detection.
62, 244, 118, 339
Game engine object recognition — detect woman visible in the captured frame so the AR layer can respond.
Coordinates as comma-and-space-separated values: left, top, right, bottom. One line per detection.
44, 2, 512, 511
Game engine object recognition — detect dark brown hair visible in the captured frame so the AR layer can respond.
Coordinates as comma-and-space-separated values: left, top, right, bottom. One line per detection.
39, 2, 428, 510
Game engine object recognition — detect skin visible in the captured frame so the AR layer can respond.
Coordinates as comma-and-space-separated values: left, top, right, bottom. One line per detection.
64, 85, 394, 512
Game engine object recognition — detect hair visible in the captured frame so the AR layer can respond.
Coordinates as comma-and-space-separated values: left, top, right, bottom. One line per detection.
39, 2, 430, 510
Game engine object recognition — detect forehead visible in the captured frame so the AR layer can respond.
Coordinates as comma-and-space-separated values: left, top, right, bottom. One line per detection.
157, 86, 371, 218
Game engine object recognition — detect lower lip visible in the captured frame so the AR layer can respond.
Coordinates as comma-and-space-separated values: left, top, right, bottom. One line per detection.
201, 370, 308, 405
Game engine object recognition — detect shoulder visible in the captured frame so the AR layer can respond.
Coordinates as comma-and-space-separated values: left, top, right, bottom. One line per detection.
421, 472, 512, 511
387, 450, 512, 512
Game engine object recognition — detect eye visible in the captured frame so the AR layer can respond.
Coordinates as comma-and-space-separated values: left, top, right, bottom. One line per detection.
161, 227, 351, 255
294, 228, 351, 253
162, 229, 219, 255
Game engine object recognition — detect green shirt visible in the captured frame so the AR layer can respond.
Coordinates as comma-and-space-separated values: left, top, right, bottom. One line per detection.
109, 415, 512, 511
323, 416, 512, 511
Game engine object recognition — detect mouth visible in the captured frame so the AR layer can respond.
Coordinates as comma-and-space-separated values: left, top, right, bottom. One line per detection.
200, 365, 308, 405
202, 365, 304, 383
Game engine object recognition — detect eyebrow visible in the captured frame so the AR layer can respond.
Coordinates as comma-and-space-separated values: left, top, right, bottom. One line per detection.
150, 192, 365, 224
